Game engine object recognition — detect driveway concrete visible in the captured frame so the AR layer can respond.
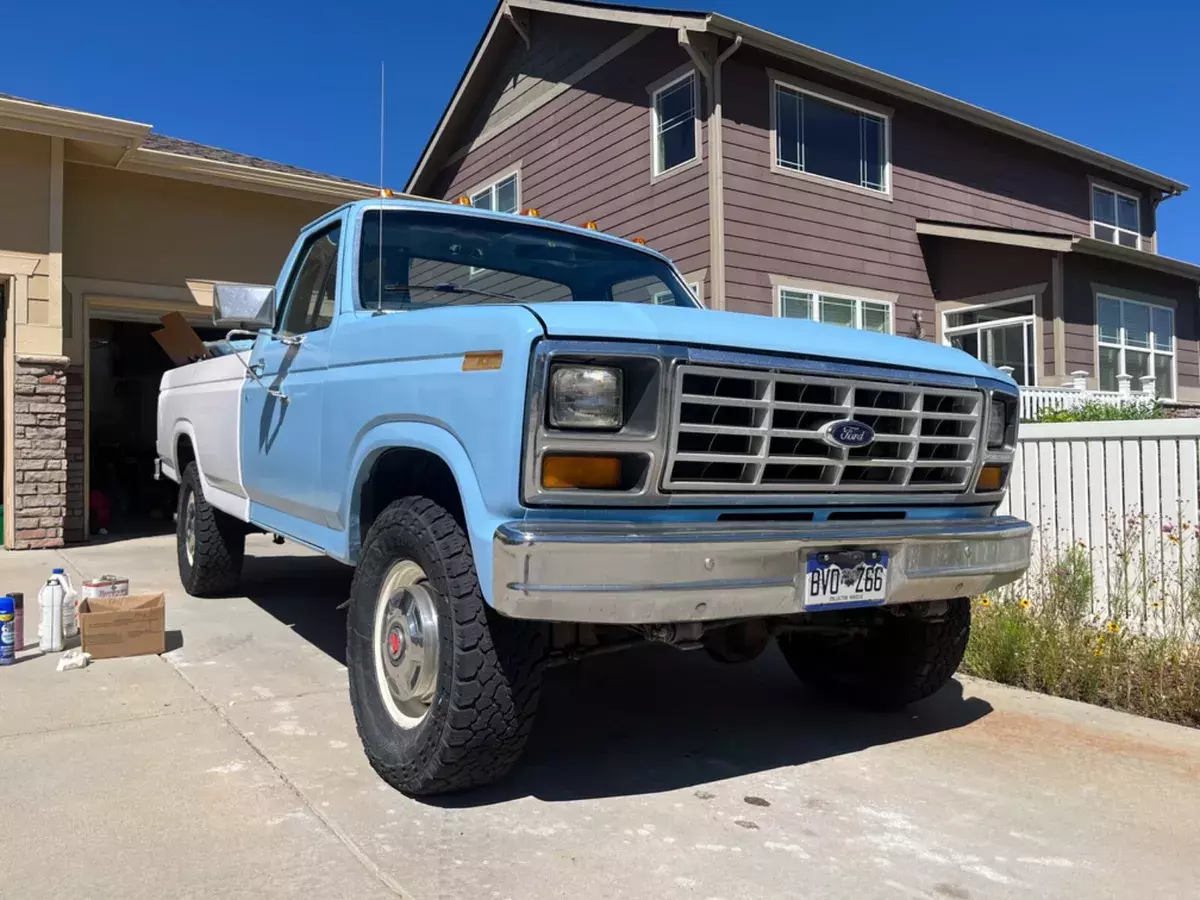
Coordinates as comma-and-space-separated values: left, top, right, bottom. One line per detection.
3, 534, 1199, 900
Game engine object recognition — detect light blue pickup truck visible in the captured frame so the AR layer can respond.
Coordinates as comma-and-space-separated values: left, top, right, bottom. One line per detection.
157, 197, 1031, 795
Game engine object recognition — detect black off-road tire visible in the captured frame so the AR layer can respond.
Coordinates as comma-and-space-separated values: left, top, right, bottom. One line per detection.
176, 462, 245, 597
346, 496, 547, 796
777, 598, 971, 709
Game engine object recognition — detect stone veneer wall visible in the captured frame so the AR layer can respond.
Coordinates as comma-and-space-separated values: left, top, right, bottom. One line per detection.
10, 355, 72, 549
65, 365, 85, 543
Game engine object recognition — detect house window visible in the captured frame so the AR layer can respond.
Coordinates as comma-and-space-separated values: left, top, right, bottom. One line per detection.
1097, 295, 1173, 398
942, 297, 1036, 387
1091, 185, 1140, 249
774, 82, 887, 193
470, 172, 520, 214
651, 282, 701, 305
778, 288, 892, 333
652, 72, 698, 176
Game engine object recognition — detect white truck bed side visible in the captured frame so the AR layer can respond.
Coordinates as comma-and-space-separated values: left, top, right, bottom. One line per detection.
156, 351, 251, 521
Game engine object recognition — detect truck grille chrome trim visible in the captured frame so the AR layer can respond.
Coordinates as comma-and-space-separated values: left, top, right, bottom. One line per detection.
663, 363, 983, 493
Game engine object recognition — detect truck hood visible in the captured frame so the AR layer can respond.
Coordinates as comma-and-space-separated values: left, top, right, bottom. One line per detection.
524, 302, 1012, 385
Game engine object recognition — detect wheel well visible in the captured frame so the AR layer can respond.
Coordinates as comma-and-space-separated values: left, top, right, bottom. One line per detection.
358, 448, 465, 543
176, 433, 196, 473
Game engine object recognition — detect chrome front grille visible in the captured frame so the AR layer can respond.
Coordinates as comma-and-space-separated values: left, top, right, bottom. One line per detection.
663, 363, 983, 493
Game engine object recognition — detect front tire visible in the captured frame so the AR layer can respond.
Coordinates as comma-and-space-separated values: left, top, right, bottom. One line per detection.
176, 462, 245, 597
778, 599, 970, 709
346, 496, 547, 795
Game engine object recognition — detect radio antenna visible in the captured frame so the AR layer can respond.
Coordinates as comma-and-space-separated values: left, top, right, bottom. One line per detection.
377, 60, 385, 313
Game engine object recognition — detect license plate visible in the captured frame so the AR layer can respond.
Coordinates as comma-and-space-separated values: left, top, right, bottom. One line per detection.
804, 549, 889, 610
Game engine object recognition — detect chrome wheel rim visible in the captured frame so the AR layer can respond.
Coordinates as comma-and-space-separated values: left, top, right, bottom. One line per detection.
184, 491, 197, 566
372, 560, 440, 728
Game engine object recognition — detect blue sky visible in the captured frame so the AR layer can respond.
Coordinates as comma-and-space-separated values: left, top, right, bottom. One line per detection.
3, 0, 1198, 258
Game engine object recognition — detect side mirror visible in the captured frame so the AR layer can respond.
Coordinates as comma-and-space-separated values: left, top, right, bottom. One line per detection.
213, 283, 275, 330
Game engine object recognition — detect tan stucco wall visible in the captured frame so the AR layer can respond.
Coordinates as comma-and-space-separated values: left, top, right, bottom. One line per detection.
61, 163, 333, 362
0, 130, 56, 356
64, 164, 329, 285
0, 129, 50, 254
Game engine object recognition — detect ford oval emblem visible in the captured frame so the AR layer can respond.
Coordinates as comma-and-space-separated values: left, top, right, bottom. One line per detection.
822, 419, 876, 448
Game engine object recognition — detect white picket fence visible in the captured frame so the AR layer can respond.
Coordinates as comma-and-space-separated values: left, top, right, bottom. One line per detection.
1018, 371, 1157, 421
998, 418, 1200, 627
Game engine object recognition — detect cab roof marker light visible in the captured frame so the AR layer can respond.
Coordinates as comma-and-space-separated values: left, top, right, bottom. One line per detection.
584, 221, 599, 230
454, 195, 472, 205
632, 236, 646, 245
523, 208, 540, 217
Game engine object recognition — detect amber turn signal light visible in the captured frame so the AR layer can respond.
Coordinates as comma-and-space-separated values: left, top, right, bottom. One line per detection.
976, 464, 1006, 492
542, 455, 622, 490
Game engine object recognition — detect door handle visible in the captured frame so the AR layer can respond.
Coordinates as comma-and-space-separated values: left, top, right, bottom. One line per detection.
223, 330, 287, 402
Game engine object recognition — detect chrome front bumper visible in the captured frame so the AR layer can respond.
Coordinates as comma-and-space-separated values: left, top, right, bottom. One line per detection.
492, 516, 1032, 624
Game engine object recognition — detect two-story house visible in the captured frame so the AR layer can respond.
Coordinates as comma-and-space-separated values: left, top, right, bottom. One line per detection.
406, 0, 1200, 404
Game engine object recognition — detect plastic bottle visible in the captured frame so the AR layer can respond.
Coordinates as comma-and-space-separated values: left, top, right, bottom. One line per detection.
0, 596, 15, 665
39, 578, 64, 653
52, 569, 78, 640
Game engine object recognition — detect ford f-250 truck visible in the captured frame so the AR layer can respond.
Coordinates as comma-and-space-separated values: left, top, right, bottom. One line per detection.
157, 197, 1031, 795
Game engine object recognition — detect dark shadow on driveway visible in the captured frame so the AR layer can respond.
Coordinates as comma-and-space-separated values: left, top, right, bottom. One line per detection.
238, 552, 992, 803
436, 647, 992, 805
241, 552, 352, 664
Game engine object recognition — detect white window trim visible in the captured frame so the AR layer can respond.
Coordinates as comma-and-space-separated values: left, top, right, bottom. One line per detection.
940, 295, 1038, 387
648, 67, 702, 182
773, 284, 895, 334
464, 168, 522, 214
1095, 293, 1175, 398
768, 71, 893, 201
1090, 182, 1141, 250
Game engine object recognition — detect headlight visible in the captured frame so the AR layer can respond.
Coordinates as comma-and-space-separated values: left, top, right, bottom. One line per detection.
987, 398, 1010, 448
549, 365, 623, 429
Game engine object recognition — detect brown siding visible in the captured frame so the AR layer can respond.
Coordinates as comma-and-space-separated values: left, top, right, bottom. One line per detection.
1062, 255, 1199, 391
431, 28, 710, 291
720, 48, 1148, 333
920, 238, 1053, 378
459, 16, 639, 148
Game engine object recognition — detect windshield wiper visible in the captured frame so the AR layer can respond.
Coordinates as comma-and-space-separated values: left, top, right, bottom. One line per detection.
381, 282, 517, 303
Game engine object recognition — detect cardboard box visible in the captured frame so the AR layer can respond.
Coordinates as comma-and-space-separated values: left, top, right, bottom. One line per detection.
78, 593, 166, 660
151, 312, 211, 366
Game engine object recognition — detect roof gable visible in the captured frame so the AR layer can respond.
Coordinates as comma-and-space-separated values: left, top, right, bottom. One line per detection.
406, 0, 1186, 198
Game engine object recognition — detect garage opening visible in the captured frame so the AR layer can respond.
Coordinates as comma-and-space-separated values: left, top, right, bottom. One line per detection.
88, 318, 223, 538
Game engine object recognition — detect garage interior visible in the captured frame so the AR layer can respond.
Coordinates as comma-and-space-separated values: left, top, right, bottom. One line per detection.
87, 317, 223, 537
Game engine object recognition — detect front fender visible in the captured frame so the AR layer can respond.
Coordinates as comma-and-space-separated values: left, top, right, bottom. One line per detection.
341, 421, 513, 606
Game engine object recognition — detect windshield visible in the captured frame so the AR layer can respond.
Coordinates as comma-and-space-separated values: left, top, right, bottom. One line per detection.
358, 209, 698, 311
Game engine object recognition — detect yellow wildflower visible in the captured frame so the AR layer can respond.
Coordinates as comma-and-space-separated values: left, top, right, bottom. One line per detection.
978, 597, 991, 607
1106, 621, 1121, 633
1094, 647, 1104, 657
1170, 533, 1181, 545
1019, 598, 1032, 610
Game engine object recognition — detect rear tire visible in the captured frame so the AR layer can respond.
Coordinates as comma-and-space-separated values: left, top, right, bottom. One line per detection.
176, 462, 245, 597
777, 599, 970, 709
346, 496, 547, 796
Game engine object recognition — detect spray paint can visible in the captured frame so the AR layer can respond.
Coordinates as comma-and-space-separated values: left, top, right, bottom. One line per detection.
0, 596, 15, 665
10, 592, 23, 653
